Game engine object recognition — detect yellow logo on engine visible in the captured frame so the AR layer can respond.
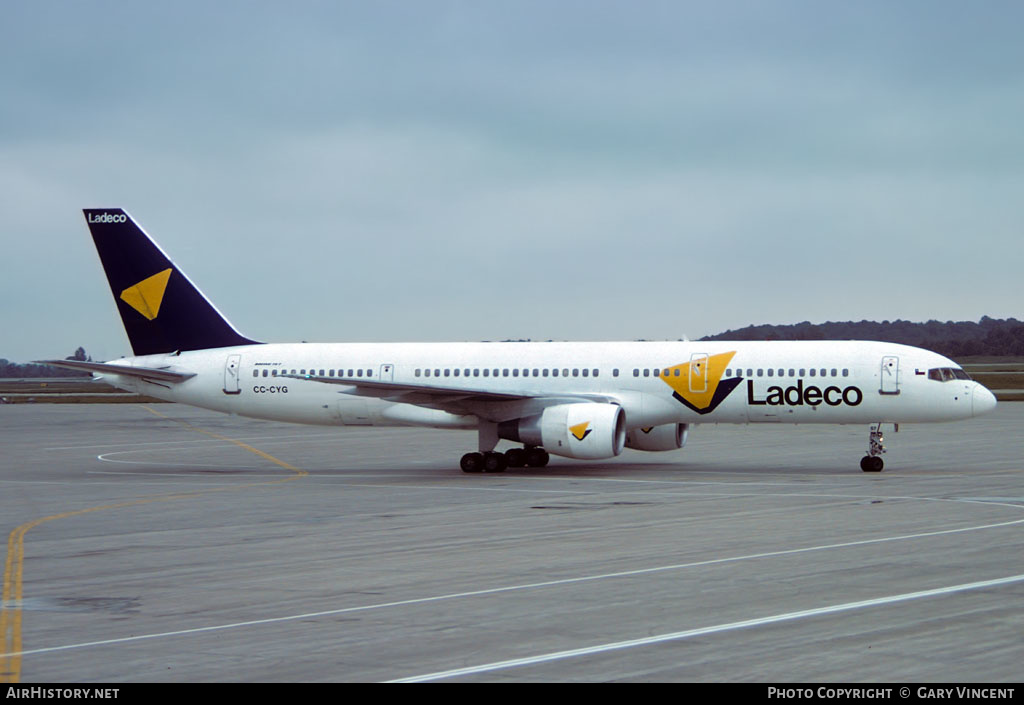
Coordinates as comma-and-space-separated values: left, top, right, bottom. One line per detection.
120, 268, 172, 321
569, 421, 592, 441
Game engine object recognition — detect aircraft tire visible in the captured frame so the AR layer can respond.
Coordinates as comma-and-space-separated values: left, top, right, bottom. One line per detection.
461, 452, 484, 473
525, 448, 550, 468
483, 452, 507, 473
860, 456, 883, 472
505, 448, 526, 468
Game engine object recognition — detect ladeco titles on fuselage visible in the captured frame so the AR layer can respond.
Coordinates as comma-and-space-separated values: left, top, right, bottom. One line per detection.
746, 377, 864, 407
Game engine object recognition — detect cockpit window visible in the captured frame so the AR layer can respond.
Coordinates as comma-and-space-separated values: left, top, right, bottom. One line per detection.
928, 367, 971, 382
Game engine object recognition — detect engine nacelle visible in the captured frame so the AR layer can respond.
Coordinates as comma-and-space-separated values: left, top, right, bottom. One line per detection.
498, 403, 626, 459
624, 423, 689, 452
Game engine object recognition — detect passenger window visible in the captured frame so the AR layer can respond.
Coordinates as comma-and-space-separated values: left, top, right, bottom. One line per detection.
653, 369, 660, 377
356, 369, 363, 377
563, 369, 569, 377
415, 369, 421, 377
444, 369, 450, 377
725, 369, 732, 377
582, 369, 589, 377
271, 369, 277, 377
483, 369, 489, 377
253, 370, 259, 378
799, 369, 805, 376
474, 369, 480, 377
767, 369, 773, 377
543, 369, 549, 377
746, 369, 752, 377
643, 369, 650, 377
553, 369, 559, 377
454, 369, 460, 377
464, 369, 470, 377
366, 370, 372, 377
831, 369, 837, 377
820, 369, 826, 377
633, 369, 639, 377
593, 369, 599, 378
533, 369, 539, 377
503, 369, 509, 377
613, 369, 619, 377
573, 369, 580, 377
842, 369, 849, 377
788, 369, 794, 377
757, 369, 763, 377
513, 369, 519, 377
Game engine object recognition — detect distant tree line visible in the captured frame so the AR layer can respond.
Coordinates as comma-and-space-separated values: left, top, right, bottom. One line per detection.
0, 347, 91, 378
701, 316, 1024, 357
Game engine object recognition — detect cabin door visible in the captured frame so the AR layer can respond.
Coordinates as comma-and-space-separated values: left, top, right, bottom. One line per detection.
223, 354, 242, 395
880, 356, 900, 395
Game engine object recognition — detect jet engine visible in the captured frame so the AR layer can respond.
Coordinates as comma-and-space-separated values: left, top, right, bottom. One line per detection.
624, 423, 689, 452
498, 402, 626, 459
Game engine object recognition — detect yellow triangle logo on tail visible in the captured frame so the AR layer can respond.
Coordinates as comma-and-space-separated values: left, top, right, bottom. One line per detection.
120, 268, 172, 321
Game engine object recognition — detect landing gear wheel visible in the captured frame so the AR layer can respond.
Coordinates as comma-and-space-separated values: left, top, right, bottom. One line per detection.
524, 447, 550, 468
860, 456, 884, 472
505, 448, 526, 468
483, 451, 507, 473
461, 452, 484, 473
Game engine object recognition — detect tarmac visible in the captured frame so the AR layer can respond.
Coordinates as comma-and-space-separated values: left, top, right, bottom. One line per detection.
1, 403, 1022, 682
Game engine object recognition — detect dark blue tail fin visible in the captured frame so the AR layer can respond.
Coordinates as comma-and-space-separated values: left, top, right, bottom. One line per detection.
84, 209, 259, 356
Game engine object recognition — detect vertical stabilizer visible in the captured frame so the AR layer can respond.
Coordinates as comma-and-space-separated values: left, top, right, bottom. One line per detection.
83, 209, 259, 356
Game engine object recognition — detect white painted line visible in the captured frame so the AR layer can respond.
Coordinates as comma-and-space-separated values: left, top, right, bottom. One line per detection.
389, 573, 1024, 682
9, 515, 1024, 659
44, 432, 344, 451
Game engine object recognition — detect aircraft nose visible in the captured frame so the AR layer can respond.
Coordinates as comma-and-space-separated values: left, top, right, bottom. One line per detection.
972, 384, 997, 417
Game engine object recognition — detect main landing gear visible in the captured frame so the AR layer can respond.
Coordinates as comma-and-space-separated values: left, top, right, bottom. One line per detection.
460, 447, 550, 473
860, 422, 892, 472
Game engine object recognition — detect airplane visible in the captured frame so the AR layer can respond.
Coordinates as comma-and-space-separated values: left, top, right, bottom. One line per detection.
39, 209, 998, 474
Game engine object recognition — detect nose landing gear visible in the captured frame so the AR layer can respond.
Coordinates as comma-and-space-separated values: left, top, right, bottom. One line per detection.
860, 423, 889, 472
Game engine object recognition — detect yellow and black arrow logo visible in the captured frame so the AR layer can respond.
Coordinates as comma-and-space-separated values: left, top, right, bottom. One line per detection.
119, 268, 172, 321
657, 351, 742, 415
569, 421, 592, 441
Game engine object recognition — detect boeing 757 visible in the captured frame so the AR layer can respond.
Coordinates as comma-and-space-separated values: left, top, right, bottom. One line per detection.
39, 209, 998, 473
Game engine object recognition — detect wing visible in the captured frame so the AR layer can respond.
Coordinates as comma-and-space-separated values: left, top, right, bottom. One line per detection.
282, 373, 617, 421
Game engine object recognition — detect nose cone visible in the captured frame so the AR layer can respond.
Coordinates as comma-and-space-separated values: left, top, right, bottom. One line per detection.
972, 384, 998, 417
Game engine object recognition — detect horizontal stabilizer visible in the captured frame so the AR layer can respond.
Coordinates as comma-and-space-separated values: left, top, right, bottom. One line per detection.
34, 359, 196, 383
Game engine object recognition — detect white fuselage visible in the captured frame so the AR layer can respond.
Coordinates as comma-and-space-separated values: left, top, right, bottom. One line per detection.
99, 340, 994, 432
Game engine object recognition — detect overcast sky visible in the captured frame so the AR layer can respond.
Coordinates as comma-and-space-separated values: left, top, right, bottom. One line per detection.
3, 1, 1022, 362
